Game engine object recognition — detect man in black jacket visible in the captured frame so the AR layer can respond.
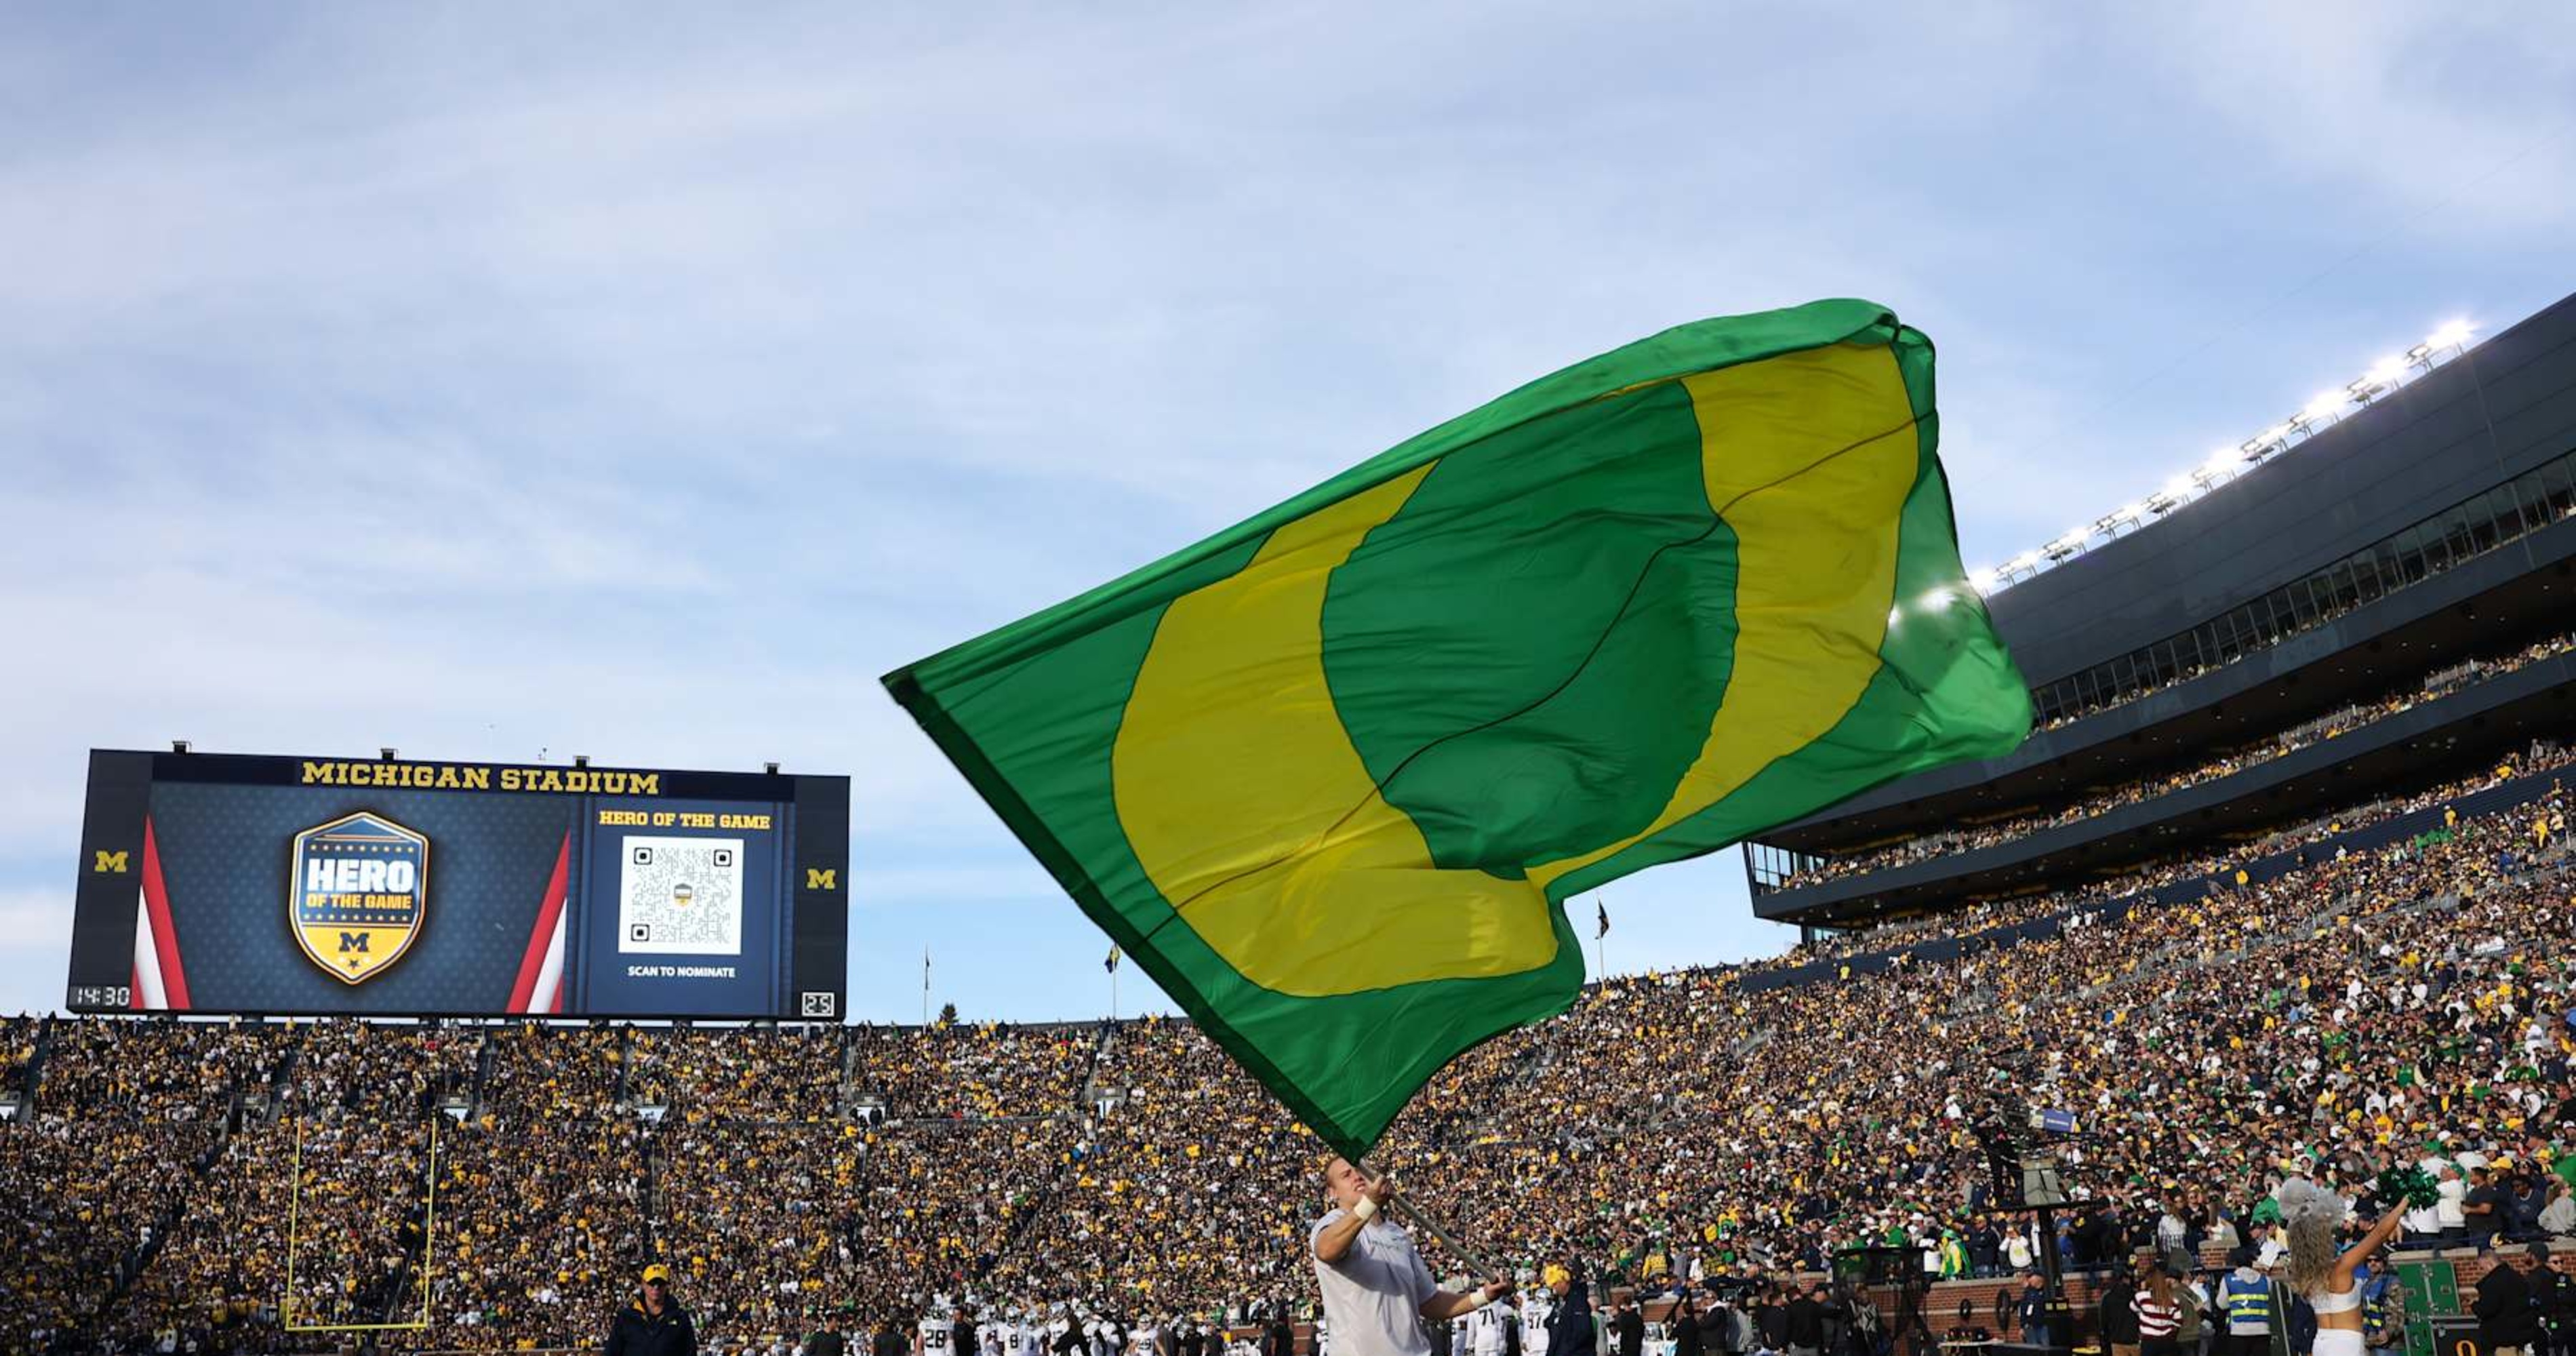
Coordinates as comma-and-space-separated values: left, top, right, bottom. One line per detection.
1612, 1301, 1644, 1356
1697, 1294, 1737, 1356
2535, 1251, 2575, 1356
605, 1263, 698, 1356
1968, 1218, 2003, 1279
1784, 1285, 1825, 1356
1672, 1294, 1704, 1356
1546, 1264, 1596, 1356
1756, 1287, 1793, 1355
2014, 1273, 2054, 1350
2098, 1267, 2141, 1356
2474, 1243, 2545, 1356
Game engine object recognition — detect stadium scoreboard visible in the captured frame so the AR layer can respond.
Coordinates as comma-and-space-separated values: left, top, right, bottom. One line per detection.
66, 749, 849, 1019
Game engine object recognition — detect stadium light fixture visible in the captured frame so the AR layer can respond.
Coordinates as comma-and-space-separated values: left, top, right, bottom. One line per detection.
1980, 315, 2475, 600
573, 754, 590, 767
379, 746, 399, 761
171, 739, 191, 754
1967, 567, 1999, 595
2348, 357, 2404, 403
764, 761, 782, 775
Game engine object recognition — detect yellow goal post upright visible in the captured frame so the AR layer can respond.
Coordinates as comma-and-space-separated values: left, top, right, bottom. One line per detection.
283, 1110, 440, 1333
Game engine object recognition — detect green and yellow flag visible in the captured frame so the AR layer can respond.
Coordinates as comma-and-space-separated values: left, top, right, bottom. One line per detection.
884, 299, 2029, 1155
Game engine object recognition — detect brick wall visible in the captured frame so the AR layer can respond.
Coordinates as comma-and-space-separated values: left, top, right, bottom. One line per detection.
1624, 1240, 2573, 1347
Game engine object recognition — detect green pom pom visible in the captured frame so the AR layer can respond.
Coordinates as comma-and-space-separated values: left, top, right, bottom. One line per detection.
2374, 1166, 2440, 1211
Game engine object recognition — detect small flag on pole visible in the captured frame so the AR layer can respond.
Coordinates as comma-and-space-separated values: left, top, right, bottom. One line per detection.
1105, 944, 1121, 974
1596, 900, 1610, 940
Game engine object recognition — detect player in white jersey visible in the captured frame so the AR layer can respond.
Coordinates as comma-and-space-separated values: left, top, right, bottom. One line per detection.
1467, 1298, 1516, 1356
920, 1315, 955, 1356
1518, 1292, 1552, 1355
981, 1317, 1007, 1356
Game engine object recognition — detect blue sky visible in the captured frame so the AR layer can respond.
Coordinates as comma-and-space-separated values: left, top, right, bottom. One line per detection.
3, 3, 2573, 1024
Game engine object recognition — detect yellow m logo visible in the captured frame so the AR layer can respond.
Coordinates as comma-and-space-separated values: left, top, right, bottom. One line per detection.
805, 868, 837, 891
93, 850, 129, 874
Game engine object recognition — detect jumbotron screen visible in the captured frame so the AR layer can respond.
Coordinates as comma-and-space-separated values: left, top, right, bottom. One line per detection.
64, 749, 849, 1019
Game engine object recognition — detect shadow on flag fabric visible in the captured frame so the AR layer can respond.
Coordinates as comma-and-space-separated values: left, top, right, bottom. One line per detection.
883, 298, 2030, 1157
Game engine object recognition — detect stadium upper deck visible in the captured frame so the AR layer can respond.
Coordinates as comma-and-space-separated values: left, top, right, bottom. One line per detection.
1748, 289, 2576, 928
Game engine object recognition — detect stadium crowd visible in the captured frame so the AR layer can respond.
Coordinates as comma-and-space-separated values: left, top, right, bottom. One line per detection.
2026, 476, 2576, 738
1, 758, 2571, 1353
1782, 629, 2576, 890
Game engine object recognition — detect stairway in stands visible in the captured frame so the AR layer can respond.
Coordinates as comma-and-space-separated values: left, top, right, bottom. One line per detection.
80, 1020, 308, 1336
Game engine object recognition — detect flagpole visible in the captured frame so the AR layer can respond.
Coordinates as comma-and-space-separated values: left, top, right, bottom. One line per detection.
1593, 895, 1609, 983
921, 946, 931, 1026
1351, 1157, 1504, 1279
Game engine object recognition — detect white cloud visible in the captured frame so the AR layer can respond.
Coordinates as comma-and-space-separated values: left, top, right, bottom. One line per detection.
2, 2, 2571, 1017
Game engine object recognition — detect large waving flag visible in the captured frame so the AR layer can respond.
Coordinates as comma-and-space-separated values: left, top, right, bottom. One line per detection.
884, 300, 2030, 1156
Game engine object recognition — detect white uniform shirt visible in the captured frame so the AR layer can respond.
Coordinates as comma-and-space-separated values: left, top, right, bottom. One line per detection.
1310, 1210, 1436, 1356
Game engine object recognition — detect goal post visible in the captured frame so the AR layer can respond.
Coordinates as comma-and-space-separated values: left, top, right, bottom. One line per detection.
283, 1112, 440, 1333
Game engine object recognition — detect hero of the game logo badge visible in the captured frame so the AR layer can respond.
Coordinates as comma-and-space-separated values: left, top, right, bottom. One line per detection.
289, 810, 429, 985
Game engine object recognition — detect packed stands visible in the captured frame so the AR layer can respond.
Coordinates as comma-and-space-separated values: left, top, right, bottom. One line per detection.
1783, 629, 2576, 890
2, 755, 2571, 1353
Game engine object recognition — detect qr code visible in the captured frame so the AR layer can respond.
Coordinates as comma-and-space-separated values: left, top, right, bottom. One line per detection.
618, 837, 744, 956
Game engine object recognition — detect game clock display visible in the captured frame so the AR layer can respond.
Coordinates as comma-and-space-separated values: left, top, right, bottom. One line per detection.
64, 749, 849, 1019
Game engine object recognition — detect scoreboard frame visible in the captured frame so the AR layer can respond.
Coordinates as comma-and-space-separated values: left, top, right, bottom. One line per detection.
66, 748, 850, 1021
